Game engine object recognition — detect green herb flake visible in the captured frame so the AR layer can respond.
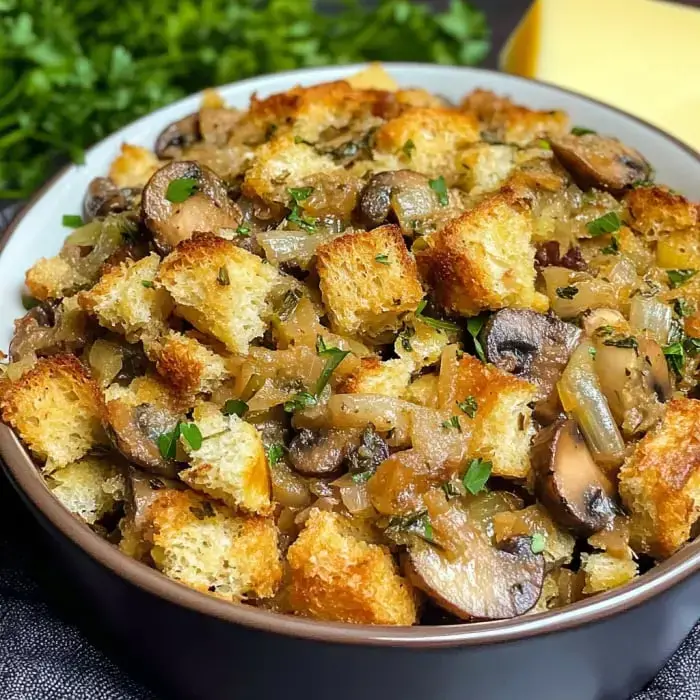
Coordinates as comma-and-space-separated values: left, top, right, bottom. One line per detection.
283, 391, 318, 414
462, 458, 492, 495
158, 423, 182, 460
441, 415, 461, 432
288, 186, 314, 203
402, 139, 415, 159
180, 422, 203, 451
603, 336, 638, 349
62, 214, 83, 228
267, 443, 284, 466
141, 280, 155, 289
351, 471, 373, 484
235, 225, 251, 237
556, 285, 579, 299
166, 177, 198, 203
466, 315, 487, 362
288, 204, 317, 232
316, 344, 350, 396
685, 337, 700, 357
601, 232, 620, 256
416, 300, 461, 332
457, 396, 478, 418
674, 298, 694, 318
667, 269, 698, 289
571, 127, 597, 136
588, 346, 597, 359
21, 295, 39, 311
587, 212, 622, 237
663, 341, 685, 377
387, 510, 434, 543
217, 266, 230, 286
375, 253, 390, 265
222, 399, 248, 417
536, 139, 551, 150
428, 175, 449, 206
530, 532, 546, 554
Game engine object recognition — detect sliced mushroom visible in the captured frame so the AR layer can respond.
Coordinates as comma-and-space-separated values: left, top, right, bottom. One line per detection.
105, 400, 182, 477
154, 113, 200, 159
638, 337, 672, 403
550, 133, 650, 193
83, 177, 141, 222
287, 428, 361, 476
140, 161, 241, 253
127, 468, 183, 530
532, 418, 618, 536
407, 502, 544, 620
345, 424, 390, 480
482, 309, 581, 422
358, 170, 439, 230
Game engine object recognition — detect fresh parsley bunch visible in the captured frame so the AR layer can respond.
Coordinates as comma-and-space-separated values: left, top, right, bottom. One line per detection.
0, 0, 490, 199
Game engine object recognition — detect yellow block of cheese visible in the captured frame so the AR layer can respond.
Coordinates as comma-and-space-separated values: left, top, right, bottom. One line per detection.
500, 0, 700, 152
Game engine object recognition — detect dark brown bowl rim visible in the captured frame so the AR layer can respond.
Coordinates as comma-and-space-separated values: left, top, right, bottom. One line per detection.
2, 63, 700, 648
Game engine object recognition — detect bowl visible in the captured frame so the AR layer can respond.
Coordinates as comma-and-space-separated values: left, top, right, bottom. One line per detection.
1, 64, 699, 700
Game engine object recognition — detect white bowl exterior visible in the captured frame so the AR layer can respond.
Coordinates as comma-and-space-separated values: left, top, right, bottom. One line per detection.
1, 63, 699, 350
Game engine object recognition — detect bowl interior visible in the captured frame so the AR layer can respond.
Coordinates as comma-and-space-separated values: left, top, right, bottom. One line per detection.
1, 63, 700, 646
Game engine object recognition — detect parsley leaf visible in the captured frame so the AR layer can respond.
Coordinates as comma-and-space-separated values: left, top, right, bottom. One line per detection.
288, 204, 317, 232
668, 269, 698, 289
457, 396, 478, 418
267, 443, 284, 466
141, 280, 155, 289
674, 298, 694, 318
535, 139, 550, 150
428, 175, 449, 206
222, 399, 248, 417
166, 177, 198, 203
21, 295, 39, 311
283, 392, 318, 414
375, 253, 390, 265
158, 423, 181, 460
235, 225, 251, 237
402, 139, 415, 159
601, 232, 620, 255
530, 533, 546, 554
387, 510, 435, 544
441, 415, 461, 432
571, 127, 596, 136
180, 422, 203, 450
462, 458, 492, 495
556, 285, 579, 299
466, 315, 487, 362
416, 300, 460, 332
288, 186, 314, 203
315, 342, 350, 396
62, 214, 83, 228
663, 341, 685, 377
587, 212, 622, 237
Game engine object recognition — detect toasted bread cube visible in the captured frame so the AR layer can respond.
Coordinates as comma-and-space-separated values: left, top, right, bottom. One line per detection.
418, 189, 547, 316
374, 107, 480, 182
0, 355, 105, 471
460, 89, 568, 146
48, 456, 126, 525
455, 354, 537, 479
79, 253, 172, 342
243, 133, 340, 204
316, 225, 424, 338
619, 398, 700, 559
104, 373, 186, 412
109, 143, 162, 189
179, 403, 270, 514
287, 509, 417, 625
581, 552, 638, 595
492, 504, 575, 569
338, 357, 412, 398
394, 317, 453, 370
624, 186, 698, 239
460, 143, 516, 194
346, 63, 399, 91
25, 256, 76, 301
157, 234, 279, 354
144, 488, 281, 600
147, 331, 231, 396
403, 373, 439, 408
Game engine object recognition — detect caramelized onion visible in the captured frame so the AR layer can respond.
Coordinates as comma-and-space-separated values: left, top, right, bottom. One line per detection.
257, 229, 347, 268
629, 297, 672, 345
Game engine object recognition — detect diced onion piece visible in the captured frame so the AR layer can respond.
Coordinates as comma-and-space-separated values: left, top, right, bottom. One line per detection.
558, 340, 625, 469
339, 481, 373, 514
257, 229, 346, 268
65, 220, 102, 247
437, 344, 460, 409
629, 296, 672, 345
409, 406, 468, 469
542, 267, 618, 320
88, 339, 123, 388
270, 462, 311, 509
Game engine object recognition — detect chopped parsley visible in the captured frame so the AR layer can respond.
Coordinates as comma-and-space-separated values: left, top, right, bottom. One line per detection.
416, 300, 461, 332
235, 225, 251, 237
21, 295, 39, 310
158, 421, 202, 459
217, 266, 230, 286
61, 214, 83, 228
667, 269, 697, 289
141, 280, 155, 289
663, 341, 685, 376
462, 458, 492, 495
601, 232, 620, 255
288, 186, 314, 203
441, 415, 461, 432
536, 139, 551, 150
283, 391, 318, 413
375, 254, 390, 265
267, 443, 285, 466
387, 510, 435, 543
222, 399, 248, 417
315, 339, 350, 396
556, 285, 579, 299
428, 175, 449, 206
571, 126, 597, 136
674, 298, 694, 318
530, 533, 546, 554
402, 139, 415, 159
603, 336, 638, 349
588, 346, 597, 359
586, 212, 622, 237
165, 177, 198, 203
467, 315, 487, 362
457, 396, 478, 418
288, 205, 317, 232
179, 422, 203, 451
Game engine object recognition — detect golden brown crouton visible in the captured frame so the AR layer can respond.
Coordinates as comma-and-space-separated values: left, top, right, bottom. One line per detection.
104, 373, 186, 412
147, 331, 231, 396
79, 253, 172, 342
460, 143, 517, 194
403, 373, 439, 408
108, 143, 162, 188
287, 509, 417, 625
346, 63, 399, 91
338, 357, 412, 398
179, 403, 271, 515
417, 189, 547, 316
157, 234, 280, 354
580, 552, 638, 595
394, 317, 454, 371
619, 398, 700, 559
48, 456, 126, 525
1, 355, 105, 471
242, 133, 340, 205
624, 186, 698, 238
460, 89, 568, 146
455, 354, 537, 479
25, 256, 75, 301
374, 107, 480, 182
144, 488, 282, 601
316, 225, 424, 338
